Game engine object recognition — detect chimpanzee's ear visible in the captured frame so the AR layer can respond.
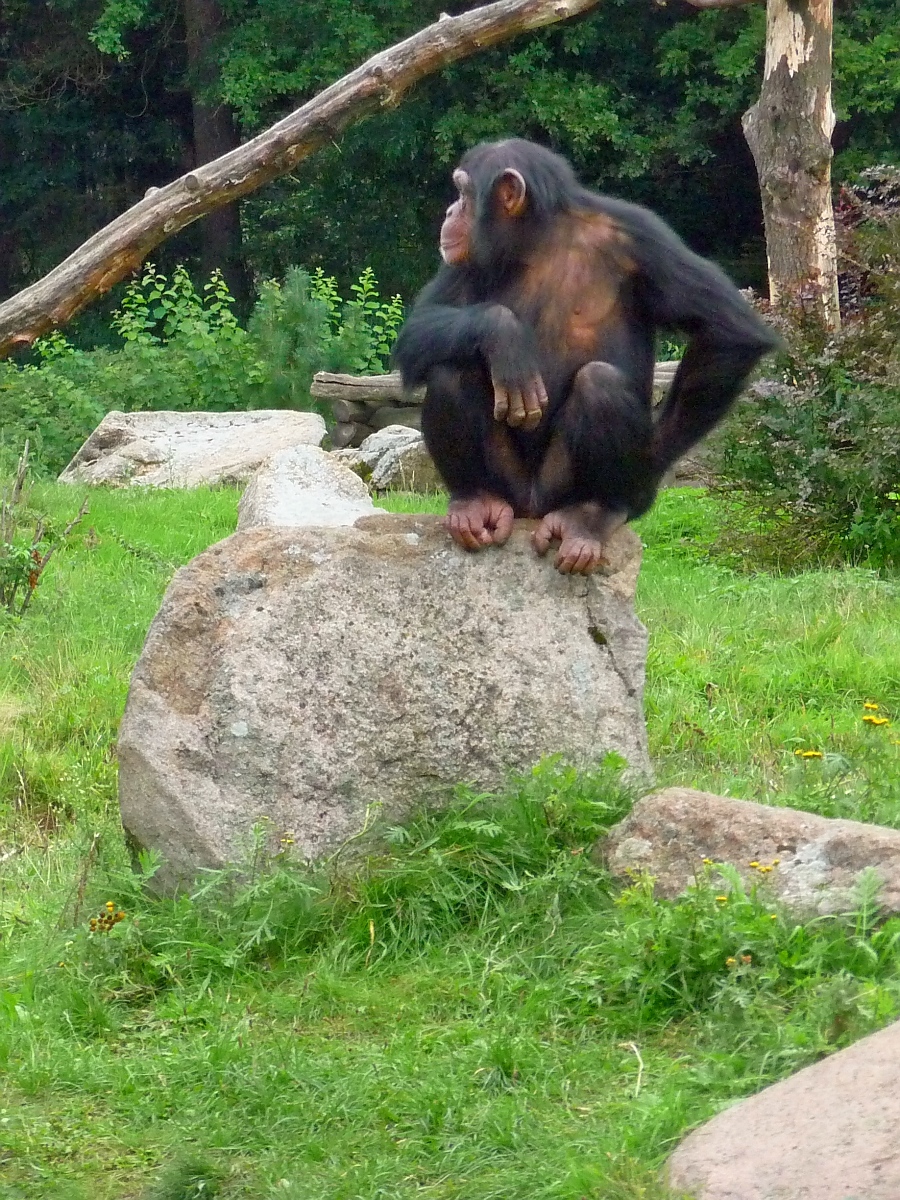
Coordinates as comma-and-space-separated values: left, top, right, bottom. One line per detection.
495, 169, 527, 218
452, 168, 471, 194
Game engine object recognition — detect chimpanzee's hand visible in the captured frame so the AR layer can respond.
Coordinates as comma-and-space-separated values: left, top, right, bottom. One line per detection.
490, 370, 549, 431
485, 306, 549, 431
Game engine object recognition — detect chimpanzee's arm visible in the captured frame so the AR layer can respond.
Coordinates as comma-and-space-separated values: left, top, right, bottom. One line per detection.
615, 203, 781, 477
392, 267, 540, 390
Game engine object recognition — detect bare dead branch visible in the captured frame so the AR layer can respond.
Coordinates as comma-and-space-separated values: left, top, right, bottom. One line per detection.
10, 441, 30, 509
0, 0, 601, 359
18, 496, 89, 615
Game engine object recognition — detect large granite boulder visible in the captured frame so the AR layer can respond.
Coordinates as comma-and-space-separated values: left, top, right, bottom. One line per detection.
603, 788, 900, 919
59, 409, 326, 488
666, 1019, 900, 1200
118, 516, 650, 891
237, 445, 384, 530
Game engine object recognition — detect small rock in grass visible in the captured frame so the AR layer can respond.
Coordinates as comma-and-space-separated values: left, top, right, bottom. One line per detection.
334, 425, 442, 492
666, 1018, 900, 1200
602, 787, 900, 918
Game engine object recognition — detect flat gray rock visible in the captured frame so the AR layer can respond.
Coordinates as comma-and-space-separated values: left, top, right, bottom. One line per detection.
603, 788, 900, 918
118, 516, 650, 891
59, 409, 326, 488
666, 1019, 900, 1200
237, 445, 384, 530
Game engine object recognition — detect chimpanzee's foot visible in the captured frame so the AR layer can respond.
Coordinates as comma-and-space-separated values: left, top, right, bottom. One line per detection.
532, 503, 627, 575
445, 493, 515, 551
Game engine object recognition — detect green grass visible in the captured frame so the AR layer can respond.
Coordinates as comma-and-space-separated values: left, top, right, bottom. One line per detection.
637, 490, 900, 825
1, 482, 899, 1199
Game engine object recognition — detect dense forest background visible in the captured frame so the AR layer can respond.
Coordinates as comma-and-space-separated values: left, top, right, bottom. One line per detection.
1, 0, 898, 335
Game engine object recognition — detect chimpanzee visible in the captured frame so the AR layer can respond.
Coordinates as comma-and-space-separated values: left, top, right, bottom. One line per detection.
392, 139, 779, 575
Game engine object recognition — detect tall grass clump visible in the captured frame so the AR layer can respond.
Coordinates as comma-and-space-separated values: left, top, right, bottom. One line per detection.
17, 758, 636, 998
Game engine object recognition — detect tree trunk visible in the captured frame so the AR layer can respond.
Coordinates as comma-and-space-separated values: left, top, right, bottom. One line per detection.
183, 0, 251, 313
742, 0, 840, 330
0, 229, 17, 305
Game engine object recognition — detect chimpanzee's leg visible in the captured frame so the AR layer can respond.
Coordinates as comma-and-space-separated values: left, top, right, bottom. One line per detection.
422, 364, 532, 551
531, 361, 656, 574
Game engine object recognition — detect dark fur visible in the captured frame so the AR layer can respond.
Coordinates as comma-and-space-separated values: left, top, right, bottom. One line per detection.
393, 138, 779, 521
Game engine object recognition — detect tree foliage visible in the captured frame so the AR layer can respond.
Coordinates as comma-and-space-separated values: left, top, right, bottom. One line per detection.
0, 264, 402, 473
0, 0, 897, 307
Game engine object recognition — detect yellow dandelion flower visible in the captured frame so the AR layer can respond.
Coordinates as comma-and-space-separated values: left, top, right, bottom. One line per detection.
864, 703, 880, 711
863, 716, 890, 726
798, 750, 823, 759
726, 957, 736, 966
772, 859, 780, 866
770, 914, 778, 920
702, 857, 713, 865
749, 860, 760, 868
715, 895, 728, 903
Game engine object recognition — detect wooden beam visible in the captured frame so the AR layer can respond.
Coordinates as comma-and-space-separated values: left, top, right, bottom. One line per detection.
311, 362, 681, 404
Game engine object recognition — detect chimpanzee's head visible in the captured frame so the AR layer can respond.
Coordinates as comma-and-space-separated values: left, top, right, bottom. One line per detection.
439, 139, 580, 267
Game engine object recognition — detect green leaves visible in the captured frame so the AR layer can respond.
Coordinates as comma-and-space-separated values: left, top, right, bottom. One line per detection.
88, 0, 154, 59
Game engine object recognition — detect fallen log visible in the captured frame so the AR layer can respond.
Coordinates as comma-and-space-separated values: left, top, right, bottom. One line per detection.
311, 361, 681, 405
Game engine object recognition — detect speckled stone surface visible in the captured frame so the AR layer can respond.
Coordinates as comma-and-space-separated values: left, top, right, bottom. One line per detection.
667, 1019, 900, 1200
118, 516, 650, 891
603, 788, 900, 918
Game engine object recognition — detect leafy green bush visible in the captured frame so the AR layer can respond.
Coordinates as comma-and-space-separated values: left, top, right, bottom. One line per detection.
0, 265, 404, 475
0, 335, 106, 476
710, 208, 900, 568
247, 266, 403, 409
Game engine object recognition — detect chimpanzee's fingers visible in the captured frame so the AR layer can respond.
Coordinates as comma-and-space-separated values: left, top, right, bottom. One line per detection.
488, 502, 515, 545
493, 382, 509, 422
556, 543, 583, 574
579, 543, 600, 573
521, 382, 544, 430
505, 390, 527, 427
556, 540, 605, 575
446, 511, 483, 551
536, 376, 549, 412
532, 519, 557, 556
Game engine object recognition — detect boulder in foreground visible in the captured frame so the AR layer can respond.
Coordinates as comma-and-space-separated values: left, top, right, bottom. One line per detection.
603, 787, 900, 918
59, 409, 326, 487
118, 516, 650, 891
667, 1019, 900, 1200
